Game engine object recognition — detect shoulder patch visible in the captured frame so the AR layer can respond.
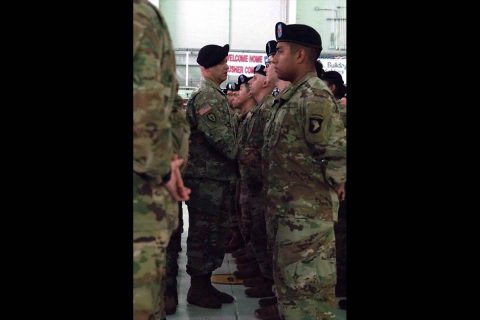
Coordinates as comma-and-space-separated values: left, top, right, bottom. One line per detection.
207, 113, 217, 122
309, 117, 323, 133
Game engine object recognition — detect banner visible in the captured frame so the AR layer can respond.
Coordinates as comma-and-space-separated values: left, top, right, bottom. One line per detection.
227, 52, 268, 76
321, 58, 347, 83
227, 51, 346, 83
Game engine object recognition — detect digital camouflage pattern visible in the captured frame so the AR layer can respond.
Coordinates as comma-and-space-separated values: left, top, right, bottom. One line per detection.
184, 178, 231, 276
184, 77, 239, 276
237, 94, 275, 278
133, 0, 181, 317
184, 77, 238, 181
339, 104, 347, 128
262, 72, 346, 320
152, 82, 191, 320
170, 93, 191, 163
134, 0, 176, 182
235, 111, 251, 240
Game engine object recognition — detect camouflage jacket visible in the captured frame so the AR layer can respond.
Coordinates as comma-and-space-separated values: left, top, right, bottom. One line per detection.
171, 93, 190, 165
133, 0, 177, 184
133, 0, 180, 237
262, 72, 346, 220
338, 99, 347, 128
237, 94, 275, 182
184, 78, 239, 181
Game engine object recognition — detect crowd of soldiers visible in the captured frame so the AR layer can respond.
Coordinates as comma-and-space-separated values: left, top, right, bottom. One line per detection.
133, 1, 346, 319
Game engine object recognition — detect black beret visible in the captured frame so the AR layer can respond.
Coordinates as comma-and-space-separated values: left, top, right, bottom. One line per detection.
225, 82, 239, 92
238, 74, 252, 86
266, 40, 277, 56
322, 71, 344, 86
275, 22, 322, 50
315, 60, 325, 78
253, 64, 267, 76
197, 44, 230, 68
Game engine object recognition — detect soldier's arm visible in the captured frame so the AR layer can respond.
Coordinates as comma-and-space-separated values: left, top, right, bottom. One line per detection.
170, 89, 190, 168
303, 95, 346, 187
133, 4, 173, 184
194, 93, 238, 160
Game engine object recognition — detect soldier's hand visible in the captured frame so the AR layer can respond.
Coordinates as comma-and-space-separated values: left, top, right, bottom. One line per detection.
165, 157, 191, 201
335, 183, 346, 201
173, 162, 191, 200
340, 97, 347, 108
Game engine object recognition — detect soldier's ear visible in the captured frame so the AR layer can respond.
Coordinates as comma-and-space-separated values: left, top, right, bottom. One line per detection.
296, 48, 307, 64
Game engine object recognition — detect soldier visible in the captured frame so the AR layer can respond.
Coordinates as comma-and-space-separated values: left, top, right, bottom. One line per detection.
133, 1, 190, 320
183, 43, 239, 309
232, 74, 255, 114
225, 82, 240, 110
236, 64, 279, 303
223, 80, 244, 256
319, 70, 347, 310
262, 22, 346, 320
265, 40, 290, 97
321, 70, 347, 127
230, 74, 257, 277
254, 41, 292, 317
161, 94, 191, 317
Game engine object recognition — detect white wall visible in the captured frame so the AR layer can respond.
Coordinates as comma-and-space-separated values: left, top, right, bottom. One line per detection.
160, 0, 230, 48
160, 0, 285, 51
230, 0, 284, 50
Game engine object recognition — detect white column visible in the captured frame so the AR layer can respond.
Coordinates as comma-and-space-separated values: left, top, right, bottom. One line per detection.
148, 0, 159, 8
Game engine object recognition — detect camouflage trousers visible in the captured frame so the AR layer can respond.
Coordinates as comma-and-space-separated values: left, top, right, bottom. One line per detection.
228, 180, 241, 228
271, 212, 337, 320
150, 203, 184, 320
165, 202, 184, 293
184, 178, 231, 276
133, 173, 178, 318
239, 178, 272, 279
226, 180, 241, 246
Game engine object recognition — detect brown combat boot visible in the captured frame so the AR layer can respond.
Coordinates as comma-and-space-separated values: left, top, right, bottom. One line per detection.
236, 261, 259, 271
258, 296, 277, 307
164, 294, 177, 315
245, 282, 274, 298
187, 275, 222, 309
164, 286, 178, 315
243, 276, 265, 287
235, 251, 256, 264
233, 266, 260, 279
255, 304, 281, 320
207, 273, 234, 303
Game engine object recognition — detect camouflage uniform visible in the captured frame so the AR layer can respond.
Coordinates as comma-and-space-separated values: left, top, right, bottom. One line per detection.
133, 0, 180, 317
338, 100, 347, 128
262, 72, 346, 320
164, 97, 190, 292
153, 95, 191, 320
184, 78, 239, 276
237, 94, 275, 278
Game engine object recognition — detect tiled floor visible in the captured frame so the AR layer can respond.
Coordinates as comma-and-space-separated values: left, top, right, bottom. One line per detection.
167, 203, 347, 319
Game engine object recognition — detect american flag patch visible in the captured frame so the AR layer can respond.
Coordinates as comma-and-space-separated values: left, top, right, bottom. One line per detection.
198, 105, 212, 116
